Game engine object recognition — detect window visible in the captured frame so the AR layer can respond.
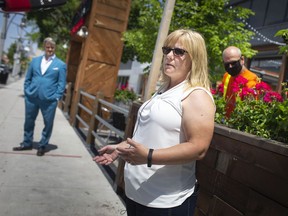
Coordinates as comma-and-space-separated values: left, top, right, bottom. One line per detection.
251, 58, 281, 73
250, 57, 282, 89
117, 76, 129, 89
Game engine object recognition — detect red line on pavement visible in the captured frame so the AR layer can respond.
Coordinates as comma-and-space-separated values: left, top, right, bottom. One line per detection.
0, 151, 82, 158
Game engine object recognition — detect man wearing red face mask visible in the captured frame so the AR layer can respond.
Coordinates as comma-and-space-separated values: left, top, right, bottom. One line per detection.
221, 46, 259, 117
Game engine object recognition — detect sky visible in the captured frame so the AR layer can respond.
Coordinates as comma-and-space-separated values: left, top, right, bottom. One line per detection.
0, 11, 39, 56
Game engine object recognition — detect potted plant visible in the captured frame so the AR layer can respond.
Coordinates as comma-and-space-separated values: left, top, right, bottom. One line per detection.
194, 78, 288, 216
114, 85, 138, 110
212, 78, 288, 143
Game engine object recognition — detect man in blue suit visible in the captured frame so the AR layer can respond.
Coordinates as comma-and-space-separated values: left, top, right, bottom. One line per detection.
13, 37, 67, 156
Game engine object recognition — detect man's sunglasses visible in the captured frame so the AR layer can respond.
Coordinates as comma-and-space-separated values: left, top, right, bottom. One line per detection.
162, 47, 187, 56
224, 58, 241, 68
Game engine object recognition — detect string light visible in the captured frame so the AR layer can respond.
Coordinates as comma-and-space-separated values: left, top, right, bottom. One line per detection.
227, 4, 286, 46
239, 18, 286, 46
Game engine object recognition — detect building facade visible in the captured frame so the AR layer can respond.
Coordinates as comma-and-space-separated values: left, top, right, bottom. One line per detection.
231, 0, 288, 90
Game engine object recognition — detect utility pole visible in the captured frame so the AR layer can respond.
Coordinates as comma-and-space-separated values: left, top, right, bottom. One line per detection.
143, 0, 176, 101
11, 16, 26, 77
0, 12, 9, 65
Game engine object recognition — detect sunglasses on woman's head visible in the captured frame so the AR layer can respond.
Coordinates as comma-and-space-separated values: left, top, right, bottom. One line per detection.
162, 47, 187, 56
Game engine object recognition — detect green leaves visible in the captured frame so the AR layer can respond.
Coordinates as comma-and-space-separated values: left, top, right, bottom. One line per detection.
275, 29, 288, 54
114, 88, 138, 104
123, 0, 163, 63
26, 0, 81, 60
214, 94, 288, 143
124, 0, 257, 83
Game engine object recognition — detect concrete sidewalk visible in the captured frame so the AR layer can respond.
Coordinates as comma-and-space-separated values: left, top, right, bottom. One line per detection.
0, 78, 127, 216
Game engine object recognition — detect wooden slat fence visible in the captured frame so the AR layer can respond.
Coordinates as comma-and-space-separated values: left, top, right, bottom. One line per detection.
63, 87, 139, 192
59, 85, 288, 215
72, 89, 129, 146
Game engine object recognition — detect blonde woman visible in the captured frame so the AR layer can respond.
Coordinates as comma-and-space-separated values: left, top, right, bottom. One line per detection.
94, 29, 215, 216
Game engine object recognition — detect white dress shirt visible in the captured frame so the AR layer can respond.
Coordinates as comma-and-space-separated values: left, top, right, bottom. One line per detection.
41, 55, 55, 75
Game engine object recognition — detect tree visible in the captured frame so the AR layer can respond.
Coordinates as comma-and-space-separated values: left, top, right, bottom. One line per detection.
121, 0, 142, 63
275, 29, 288, 54
123, 0, 165, 64
123, 0, 256, 83
6, 42, 17, 64
26, 0, 80, 61
23, 0, 257, 83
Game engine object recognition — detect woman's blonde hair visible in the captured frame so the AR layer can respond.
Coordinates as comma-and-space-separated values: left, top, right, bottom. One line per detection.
160, 29, 210, 90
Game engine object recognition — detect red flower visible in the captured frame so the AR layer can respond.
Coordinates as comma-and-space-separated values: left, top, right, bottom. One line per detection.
239, 87, 256, 100
256, 81, 271, 91
255, 81, 272, 97
215, 79, 285, 104
120, 84, 127, 90
210, 88, 217, 95
263, 91, 283, 103
234, 76, 248, 86
231, 76, 248, 93
218, 84, 224, 94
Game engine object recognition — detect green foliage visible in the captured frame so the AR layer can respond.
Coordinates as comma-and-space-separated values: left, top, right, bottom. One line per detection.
121, 0, 142, 63
26, 0, 80, 61
123, 0, 164, 63
213, 94, 227, 125
23, 0, 259, 74
275, 29, 288, 54
114, 88, 138, 104
123, 0, 257, 83
6, 42, 29, 69
214, 83, 288, 144
6, 42, 17, 64
227, 99, 288, 143
179, 0, 257, 80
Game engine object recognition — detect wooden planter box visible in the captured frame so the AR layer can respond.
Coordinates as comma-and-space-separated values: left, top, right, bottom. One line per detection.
195, 124, 288, 216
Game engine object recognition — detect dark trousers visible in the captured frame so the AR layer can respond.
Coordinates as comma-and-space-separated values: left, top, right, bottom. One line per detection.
23, 97, 58, 148
126, 186, 199, 216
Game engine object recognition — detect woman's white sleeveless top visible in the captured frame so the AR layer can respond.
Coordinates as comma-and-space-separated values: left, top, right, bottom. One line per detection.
124, 81, 214, 208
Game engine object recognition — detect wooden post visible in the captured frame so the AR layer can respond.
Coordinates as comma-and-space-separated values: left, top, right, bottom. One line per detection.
86, 91, 104, 145
143, 0, 175, 101
277, 54, 288, 93
63, 82, 73, 113
114, 101, 142, 195
70, 88, 82, 126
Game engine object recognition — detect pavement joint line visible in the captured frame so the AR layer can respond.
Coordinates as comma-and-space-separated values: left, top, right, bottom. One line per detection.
0, 151, 82, 158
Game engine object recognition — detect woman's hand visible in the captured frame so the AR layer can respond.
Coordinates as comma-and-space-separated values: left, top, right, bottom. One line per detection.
117, 138, 149, 165
92, 144, 118, 165
92, 140, 130, 165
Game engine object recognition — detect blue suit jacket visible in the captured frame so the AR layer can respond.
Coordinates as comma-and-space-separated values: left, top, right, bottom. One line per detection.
24, 55, 67, 102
